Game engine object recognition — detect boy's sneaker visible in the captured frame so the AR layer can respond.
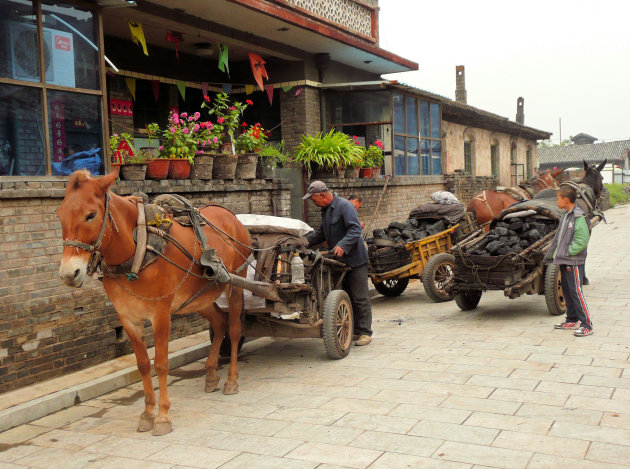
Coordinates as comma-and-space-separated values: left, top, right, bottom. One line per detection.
574, 327, 593, 337
554, 321, 578, 329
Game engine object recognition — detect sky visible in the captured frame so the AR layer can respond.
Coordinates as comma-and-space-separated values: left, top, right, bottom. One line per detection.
378, 0, 630, 143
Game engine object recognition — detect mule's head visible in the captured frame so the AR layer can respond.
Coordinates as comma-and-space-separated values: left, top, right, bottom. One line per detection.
56, 168, 118, 287
582, 159, 606, 197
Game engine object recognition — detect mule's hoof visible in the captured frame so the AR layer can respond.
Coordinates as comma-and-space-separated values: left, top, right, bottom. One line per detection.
205, 376, 220, 393
223, 380, 239, 395
152, 419, 172, 436
137, 413, 155, 432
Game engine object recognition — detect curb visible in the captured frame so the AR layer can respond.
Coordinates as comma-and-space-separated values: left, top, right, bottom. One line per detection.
0, 341, 211, 434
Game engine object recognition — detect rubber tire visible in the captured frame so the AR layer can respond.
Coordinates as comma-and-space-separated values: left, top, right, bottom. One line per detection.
544, 264, 567, 316
209, 327, 245, 358
322, 290, 353, 359
372, 278, 409, 297
422, 253, 456, 302
454, 289, 482, 311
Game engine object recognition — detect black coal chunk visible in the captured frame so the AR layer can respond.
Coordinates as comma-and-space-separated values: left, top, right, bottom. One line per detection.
486, 240, 503, 253
402, 230, 414, 239
426, 220, 447, 235
508, 235, 520, 246
373, 229, 386, 239
526, 229, 541, 240
495, 226, 509, 236
388, 229, 402, 238
496, 221, 510, 229
388, 221, 405, 231
408, 218, 419, 228
509, 221, 524, 231
519, 239, 530, 247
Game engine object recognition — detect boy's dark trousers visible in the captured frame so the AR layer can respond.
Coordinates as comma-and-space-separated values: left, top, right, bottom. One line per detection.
560, 264, 592, 330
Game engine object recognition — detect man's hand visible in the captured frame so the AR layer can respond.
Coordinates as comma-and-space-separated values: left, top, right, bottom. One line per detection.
360, 222, 365, 229
333, 245, 345, 257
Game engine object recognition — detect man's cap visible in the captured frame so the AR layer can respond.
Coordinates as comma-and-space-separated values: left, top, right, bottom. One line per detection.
303, 180, 329, 199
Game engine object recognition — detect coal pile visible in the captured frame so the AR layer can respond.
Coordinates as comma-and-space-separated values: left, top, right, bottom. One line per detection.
470, 217, 557, 256
372, 218, 447, 245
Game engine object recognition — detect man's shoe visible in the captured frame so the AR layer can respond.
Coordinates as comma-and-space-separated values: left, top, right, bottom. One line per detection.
574, 327, 593, 337
554, 321, 578, 329
352, 334, 360, 340
355, 335, 372, 346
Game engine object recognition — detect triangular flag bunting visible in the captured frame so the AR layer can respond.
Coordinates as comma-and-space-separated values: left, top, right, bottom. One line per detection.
166, 31, 183, 62
201, 82, 208, 98
151, 80, 160, 103
248, 53, 268, 91
125, 77, 136, 100
176, 81, 186, 100
222, 83, 232, 93
245, 85, 255, 95
265, 84, 274, 106
282, 85, 292, 92
217, 43, 229, 76
294, 87, 303, 97
128, 19, 148, 56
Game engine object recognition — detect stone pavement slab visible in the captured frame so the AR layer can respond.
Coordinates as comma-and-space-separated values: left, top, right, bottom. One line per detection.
1, 203, 630, 468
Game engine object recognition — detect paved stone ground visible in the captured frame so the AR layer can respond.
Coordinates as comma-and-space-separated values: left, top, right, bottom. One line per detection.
1, 204, 629, 469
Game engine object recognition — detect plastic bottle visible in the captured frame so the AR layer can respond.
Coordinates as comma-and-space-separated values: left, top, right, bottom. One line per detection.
291, 253, 305, 284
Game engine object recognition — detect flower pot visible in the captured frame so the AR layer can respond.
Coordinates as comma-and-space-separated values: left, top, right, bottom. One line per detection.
212, 153, 238, 179
120, 163, 147, 181
359, 168, 373, 178
168, 159, 191, 179
256, 163, 276, 179
220, 142, 234, 155
311, 167, 338, 179
345, 166, 361, 178
190, 154, 214, 180
236, 153, 258, 179
140, 147, 159, 159
372, 167, 381, 178
146, 159, 170, 180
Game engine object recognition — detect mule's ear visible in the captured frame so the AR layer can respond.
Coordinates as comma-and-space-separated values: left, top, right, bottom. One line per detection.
596, 159, 607, 172
552, 168, 564, 177
97, 166, 119, 194
583, 160, 588, 170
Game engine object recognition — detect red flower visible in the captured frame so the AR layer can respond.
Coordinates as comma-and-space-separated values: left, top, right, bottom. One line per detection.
246, 99, 253, 105
355, 141, 361, 146
217, 117, 225, 124
241, 122, 248, 127
264, 130, 272, 137
375, 140, 384, 149
252, 128, 261, 139
255, 122, 261, 127
203, 95, 210, 102
352, 135, 358, 140
228, 106, 236, 111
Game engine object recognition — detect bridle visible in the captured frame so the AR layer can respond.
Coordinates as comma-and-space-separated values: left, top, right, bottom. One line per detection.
62, 192, 113, 276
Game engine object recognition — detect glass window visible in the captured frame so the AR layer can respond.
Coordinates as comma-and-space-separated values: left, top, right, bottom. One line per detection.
420, 100, 429, 137
393, 93, 404, 134
0, 0, 40, 83
491, 144, 499, 178
407, 137, 418, 175
42, 1, 99, 90
421, 139, 430, 175
464, 141, 472, 174
48, 90, 103, 175
0, 84, 45, 176
431, 140, 442, 175
394, 135, 405, 175
406, 96, 417, 136
430, 102, 440, 139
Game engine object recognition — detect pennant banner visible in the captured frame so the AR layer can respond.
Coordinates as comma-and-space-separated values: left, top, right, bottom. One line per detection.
217, 43, 229, 76
125, 77, 136, 100
281, 85, 292, 92
201, 82, 208, 98
265, 84, 274, 106
128, 19, 148, 56
248, 53, 268, 91
151, 80, 160, 103
176, 81, 186, 100
294, 87, 303, 97
166, 31, 183, 62
222, 83, 232, 93
245, 84, 255, 95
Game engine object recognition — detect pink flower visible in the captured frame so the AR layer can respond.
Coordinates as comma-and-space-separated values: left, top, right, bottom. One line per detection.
179, 119, 185, 125
206, 139, 211, 145
183, 128, 189, 134
194, 124, 200, 132
207, 123, 213, 129
170, 127, 176, 133
172, 113, 179, 121
181, 112, 188, 118
217, 117, 225, 124
159, 145, 164, 151
194, 112, 200, 120
188, 116, 193, 122
212, 136, 218, 143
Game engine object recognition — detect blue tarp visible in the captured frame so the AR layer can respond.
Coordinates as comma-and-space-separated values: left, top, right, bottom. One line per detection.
51, 148, 102, 176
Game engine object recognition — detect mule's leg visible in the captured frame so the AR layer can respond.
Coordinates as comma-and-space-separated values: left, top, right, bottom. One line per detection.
151, 312, 172, 436
120, 318, 156, 432
199, 303, 227, 393
224, 286, 243, 395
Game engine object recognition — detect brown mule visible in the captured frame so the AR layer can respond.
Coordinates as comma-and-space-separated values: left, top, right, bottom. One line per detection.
467, 169, 564, 228
56, 168, 251, 435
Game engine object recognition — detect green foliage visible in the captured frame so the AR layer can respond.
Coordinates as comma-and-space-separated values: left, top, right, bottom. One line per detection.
293, 129, 364, 172
109, 133, 136, 163
259, 140, 290, 168
201, 92, 250, 143
605, 183, 630, 207
538, 138, 573, 148
364, 144, 384, 168
235, 124, 268, 153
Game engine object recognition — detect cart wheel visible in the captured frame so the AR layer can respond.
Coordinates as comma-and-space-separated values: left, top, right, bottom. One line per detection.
544, 264, 567, 316
422, 253, 456, 302
454, 289, 482, 311
372, 278, 409, 297
209, 327, 245, 358
322, 290, 353, 359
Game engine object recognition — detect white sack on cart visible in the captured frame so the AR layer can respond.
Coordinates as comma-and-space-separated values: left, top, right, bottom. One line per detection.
215, 261, 265, 310
236, 214, 313, 237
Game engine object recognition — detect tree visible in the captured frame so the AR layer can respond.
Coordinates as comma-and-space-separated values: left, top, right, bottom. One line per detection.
538, 137, 573, 148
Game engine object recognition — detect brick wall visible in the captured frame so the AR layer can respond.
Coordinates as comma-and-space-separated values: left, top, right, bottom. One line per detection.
444, 173, 498, 207
0, 178, 291, 393
280, 86, 321, 154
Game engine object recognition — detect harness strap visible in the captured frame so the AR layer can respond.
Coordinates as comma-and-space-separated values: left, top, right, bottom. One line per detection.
130, 199, 147, 278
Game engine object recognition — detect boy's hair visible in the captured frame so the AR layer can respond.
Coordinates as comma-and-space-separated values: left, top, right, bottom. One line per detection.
558, 185, 577, 203
348, 194, 362, 203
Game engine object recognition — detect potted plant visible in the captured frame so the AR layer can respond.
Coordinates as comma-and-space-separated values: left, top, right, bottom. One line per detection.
235, 123, 267, 179
257, 140, 290, 179
110, 133, 147, 180
345, 136, 364, 178
201, 93, 251, 179
293, 129, 362, 179
367, 140, 385, 178
359, 149, 373, 178
190, 120, 219, 181
140, 124, 169, 180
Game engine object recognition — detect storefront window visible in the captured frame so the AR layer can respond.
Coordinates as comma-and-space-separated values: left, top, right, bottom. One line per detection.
0, 84, 45, 176
48, 90, 103, 175
0, 0, 40, 83
394, 135, 405, 176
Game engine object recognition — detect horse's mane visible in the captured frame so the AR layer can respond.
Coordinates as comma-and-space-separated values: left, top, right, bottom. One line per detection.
67, 170, 92, 192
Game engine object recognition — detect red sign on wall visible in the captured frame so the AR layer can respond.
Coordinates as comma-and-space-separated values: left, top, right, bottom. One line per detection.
109, 99, 133, 116
55, 35, 71, 51
50, 100, 66, 163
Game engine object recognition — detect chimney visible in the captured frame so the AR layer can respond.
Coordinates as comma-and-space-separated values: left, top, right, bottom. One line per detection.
455, 65, 467, 104
516, 97, 524, 125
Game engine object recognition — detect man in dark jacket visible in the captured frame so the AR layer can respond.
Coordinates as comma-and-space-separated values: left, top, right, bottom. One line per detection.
304, 181, 373, 346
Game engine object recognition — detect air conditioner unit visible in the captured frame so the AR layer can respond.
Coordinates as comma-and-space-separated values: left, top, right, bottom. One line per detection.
9, 21, 75, 87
